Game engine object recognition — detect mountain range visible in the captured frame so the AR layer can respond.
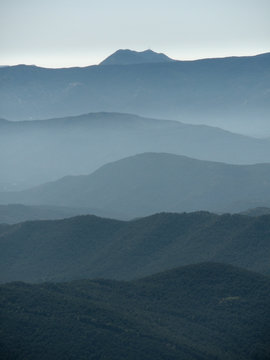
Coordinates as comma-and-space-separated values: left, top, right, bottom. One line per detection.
1, 263, 270, 360
0, 50, 269, 135
1, 152, 270, 217
1, 203, 270, 225
1, 211, 270, 283
1, 47, 270, 360
1, 112, 270, 191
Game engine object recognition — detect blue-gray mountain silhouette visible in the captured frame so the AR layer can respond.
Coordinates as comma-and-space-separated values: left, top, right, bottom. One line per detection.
1, 153, 270, 218
99, 49, 174, 65
0, 52, 269, 135
1, 212, 270, 283
1, 112, 269, 191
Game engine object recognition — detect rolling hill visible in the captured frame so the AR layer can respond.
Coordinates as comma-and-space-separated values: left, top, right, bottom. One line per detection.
1, 153, 270, 217
1, 112, 269, 191
1, 263, 270, 360
0, 51, 269, 135
1, 212, 270, 283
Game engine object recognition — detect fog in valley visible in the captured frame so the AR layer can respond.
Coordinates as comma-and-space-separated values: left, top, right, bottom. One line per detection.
1, 1, 270, 359
0, 52, 269, 137
1, 110, 270, 192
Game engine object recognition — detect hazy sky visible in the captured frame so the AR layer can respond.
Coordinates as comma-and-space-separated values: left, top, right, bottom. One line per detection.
1, 0, 269, 68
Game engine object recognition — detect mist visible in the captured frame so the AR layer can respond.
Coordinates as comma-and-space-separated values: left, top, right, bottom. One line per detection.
1, 111, 270, 192
0, 52, 269, 137
1, 16, 270, 357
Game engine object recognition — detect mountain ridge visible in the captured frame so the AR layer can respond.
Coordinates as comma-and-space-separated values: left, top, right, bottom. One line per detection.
1, 112, 270, 191
0, 52, 269, 135
0, 204, 117, 224
1, 152, 269, 217
5, 51, 270, 69
99, 49, 175, 65
0, 111, 264, 138
0, 111, 262, 140
1, 211, 270, 283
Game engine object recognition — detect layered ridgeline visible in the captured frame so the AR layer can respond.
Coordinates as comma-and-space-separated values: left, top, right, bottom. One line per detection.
1, 153, 270, 217
1, 212, 270, 283
1, 113, 270, 191
1, 263, 270, 360
0, 204, 115, 224
1, 204, 270, 224
0, 51, 269, 135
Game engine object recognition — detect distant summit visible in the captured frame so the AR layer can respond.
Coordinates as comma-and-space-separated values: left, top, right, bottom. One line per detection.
99, 49, 175, 65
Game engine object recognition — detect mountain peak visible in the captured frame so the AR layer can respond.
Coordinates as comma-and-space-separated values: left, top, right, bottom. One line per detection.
99, 49, 174, 66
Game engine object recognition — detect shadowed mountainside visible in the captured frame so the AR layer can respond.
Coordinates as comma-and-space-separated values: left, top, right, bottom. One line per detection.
1, 212, 270, 283
1, 263, 270, 360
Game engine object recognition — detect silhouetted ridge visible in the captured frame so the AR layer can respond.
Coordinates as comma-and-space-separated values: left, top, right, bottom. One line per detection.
1, 152, 270, 217
1, 211, 270, 283
0, 52, 269, 136
1, 111, 270, 191
99, 49, 174, 65
0, 204, 115, 224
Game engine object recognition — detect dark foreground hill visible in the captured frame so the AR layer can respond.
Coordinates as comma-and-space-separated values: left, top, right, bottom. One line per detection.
1, 212, 270, 283
1, 263, 270, 360
1, 113, 269, 191
0, 52, 269, 136
2, 153, 270, 217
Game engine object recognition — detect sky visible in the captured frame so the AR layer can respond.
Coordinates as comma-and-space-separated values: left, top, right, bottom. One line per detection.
1, 0, 269, 68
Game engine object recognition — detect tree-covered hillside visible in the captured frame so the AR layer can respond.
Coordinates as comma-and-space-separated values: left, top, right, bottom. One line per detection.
1, 263, 269, 360
1, 212, 270, 283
